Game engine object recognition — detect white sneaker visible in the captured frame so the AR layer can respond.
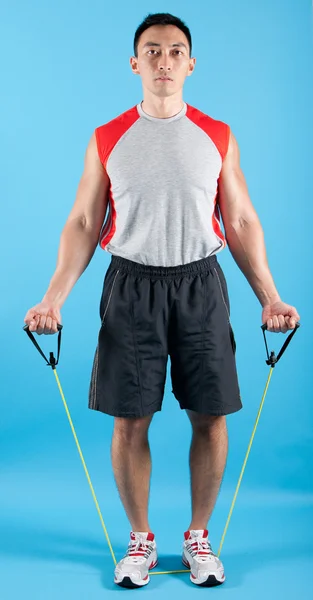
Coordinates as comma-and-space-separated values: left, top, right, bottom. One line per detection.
114, 531, 158, 588
182, 529, 225, 586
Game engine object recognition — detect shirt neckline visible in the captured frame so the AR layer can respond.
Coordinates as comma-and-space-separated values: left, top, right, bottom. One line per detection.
136, 101, 187, 123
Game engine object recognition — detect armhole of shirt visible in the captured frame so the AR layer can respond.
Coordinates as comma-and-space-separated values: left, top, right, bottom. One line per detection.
223, 124, 231, 162
94, 127, 104, 165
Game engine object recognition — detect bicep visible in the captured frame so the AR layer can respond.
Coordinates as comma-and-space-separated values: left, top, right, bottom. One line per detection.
66, 132, 110, 237
218, 131, 259, 229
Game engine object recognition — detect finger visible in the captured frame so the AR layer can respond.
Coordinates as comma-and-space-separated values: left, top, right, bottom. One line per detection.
45, 316, 52, 334
283, 315, 291, 332
278, 314, 288, 333
28, 319, 36, 332
272, 315, 280, 333
37, 315, 46, 336
267, 318, 273, 332
287, 313, 297, 329
48, 317, 59, 335
25, 312, 34, 325
290, 308, 300, 325
30, 315, 40, 332
27, 312, 37, 331
51, 319, 58, 334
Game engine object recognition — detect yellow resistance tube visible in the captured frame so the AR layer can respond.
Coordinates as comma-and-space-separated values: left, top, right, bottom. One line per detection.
217, 366, 274, 557
53, 368, 117, 566
52, 365, 274, 575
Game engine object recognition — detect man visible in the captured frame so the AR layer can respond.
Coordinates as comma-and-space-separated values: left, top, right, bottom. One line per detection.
24, 12, 300, 590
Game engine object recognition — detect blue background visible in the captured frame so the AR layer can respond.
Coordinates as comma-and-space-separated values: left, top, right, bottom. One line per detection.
1, 0, 312, 597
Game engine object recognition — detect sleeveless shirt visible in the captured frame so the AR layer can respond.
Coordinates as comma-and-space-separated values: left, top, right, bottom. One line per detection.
95, 102, 230, 266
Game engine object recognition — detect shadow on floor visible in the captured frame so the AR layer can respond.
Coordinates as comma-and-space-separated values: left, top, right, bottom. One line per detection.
0, 520, 312, 591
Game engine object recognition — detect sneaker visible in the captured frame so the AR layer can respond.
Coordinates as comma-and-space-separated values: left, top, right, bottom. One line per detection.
114, 531, 158, 588
182, 529, 225, 586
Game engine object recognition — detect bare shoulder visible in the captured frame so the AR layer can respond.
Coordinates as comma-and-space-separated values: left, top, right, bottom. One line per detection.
84, 131, 107, 177
223, 130, 240, 168
65, 132, 110, 232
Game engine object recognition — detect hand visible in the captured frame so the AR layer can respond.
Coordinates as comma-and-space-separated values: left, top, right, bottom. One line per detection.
24, 301, 62, 335
262, 301, 300, 333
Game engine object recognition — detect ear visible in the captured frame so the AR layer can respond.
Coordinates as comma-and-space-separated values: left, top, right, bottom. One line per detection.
130, 56, 140, 75
187, 57, 196, 76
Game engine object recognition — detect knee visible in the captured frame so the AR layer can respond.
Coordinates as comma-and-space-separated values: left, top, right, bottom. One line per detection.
189, 413, 226, 437
113, 415, 152, 444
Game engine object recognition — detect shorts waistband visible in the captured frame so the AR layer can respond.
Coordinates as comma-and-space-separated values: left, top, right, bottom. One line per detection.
110, 254, 218, 278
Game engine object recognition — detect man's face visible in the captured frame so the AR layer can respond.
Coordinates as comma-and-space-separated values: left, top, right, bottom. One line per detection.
131, 25, 196, 97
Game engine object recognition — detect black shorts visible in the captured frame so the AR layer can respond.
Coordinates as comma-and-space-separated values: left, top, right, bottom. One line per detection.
88, 254, 242, 418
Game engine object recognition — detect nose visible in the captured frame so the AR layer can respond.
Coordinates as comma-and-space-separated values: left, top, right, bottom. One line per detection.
157, 52, 172, 72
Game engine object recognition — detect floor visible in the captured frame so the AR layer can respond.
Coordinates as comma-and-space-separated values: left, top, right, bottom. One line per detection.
1, 462, 312, 599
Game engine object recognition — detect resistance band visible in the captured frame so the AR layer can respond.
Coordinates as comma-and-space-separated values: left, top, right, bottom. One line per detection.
23, 320, 300, 576
217, 321, 300, 557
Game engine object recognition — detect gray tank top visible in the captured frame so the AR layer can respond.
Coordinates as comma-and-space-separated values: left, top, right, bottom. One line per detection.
95, 101, 230, 266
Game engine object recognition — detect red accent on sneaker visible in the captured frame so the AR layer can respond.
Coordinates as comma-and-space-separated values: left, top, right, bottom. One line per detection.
143, 575, 149, 581
128, 532, 155, 557
184, 529, 209, 540
130, 531, 155, 542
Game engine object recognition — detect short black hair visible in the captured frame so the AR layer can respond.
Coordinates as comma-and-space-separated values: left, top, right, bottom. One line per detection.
134, 13, 192, 58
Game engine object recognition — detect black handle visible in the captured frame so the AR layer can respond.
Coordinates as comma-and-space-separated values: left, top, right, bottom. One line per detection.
23, 323, 63, 369
261, 322, 300, 332
261, 321, 300, 367
23, 323, 63, 332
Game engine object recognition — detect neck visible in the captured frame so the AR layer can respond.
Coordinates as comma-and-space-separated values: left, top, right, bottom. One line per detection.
141, 92, 185, 119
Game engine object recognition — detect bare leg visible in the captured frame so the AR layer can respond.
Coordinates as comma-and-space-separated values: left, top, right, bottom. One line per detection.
111, 415, 154, 532
186, 411, 228, 531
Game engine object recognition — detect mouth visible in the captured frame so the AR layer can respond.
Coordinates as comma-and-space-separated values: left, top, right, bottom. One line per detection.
155, 77, 173, 81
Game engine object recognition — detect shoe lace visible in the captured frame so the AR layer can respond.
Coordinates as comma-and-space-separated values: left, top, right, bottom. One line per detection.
127, 539, 153, 559
188, 538, 214, 559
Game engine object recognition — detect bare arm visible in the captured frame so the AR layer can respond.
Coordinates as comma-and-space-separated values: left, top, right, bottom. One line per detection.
218, 131, 280, 307
42, 132, 109, 308
218, 131, 300, 332
24, 132, 109, 333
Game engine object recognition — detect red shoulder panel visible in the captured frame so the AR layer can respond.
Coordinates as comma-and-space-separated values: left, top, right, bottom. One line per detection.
186, 104, 230, 161
95, 106, 140, 168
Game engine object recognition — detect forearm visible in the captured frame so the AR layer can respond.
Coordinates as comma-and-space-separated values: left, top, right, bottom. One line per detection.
225, 218, 281, 308
42, 218, 99, 308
